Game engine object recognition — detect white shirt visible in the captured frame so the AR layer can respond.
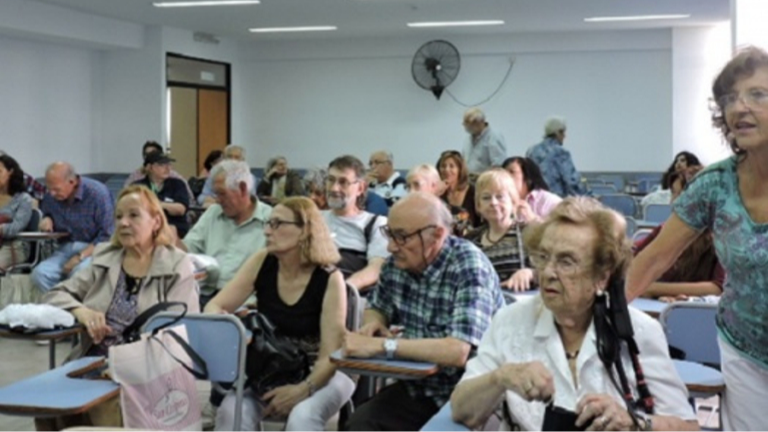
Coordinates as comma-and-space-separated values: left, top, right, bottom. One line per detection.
640, 189, 671, 208
371, 172, 406, 203
459, 296, 696, 431
322, 210, 390, 261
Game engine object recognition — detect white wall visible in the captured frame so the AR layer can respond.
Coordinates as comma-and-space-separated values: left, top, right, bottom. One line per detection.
672, 25, 732, 167
239, 30, 673, 171
0, 35, 96, 176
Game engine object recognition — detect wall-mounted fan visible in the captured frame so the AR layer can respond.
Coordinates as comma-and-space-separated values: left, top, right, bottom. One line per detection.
411, 40, 461, 100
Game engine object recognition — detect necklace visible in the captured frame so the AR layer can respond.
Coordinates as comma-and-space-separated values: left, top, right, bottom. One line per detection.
484, 228, 507, 245
565, 350, 580, 360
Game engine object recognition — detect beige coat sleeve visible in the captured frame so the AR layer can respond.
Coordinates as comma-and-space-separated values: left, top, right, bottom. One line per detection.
165, 253, 200, 313
42, 265, 101, 311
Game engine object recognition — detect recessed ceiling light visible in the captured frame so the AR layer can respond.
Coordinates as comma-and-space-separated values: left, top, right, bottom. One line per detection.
153, 0, 260, 7
584, 14, 691, 23
249, 26, 338, 33
407, 20, 505, 28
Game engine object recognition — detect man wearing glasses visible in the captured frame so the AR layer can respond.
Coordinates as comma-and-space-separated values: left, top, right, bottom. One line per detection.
367, 150, 406, 207
322, 155, 389, 293
342, 192, 504, 431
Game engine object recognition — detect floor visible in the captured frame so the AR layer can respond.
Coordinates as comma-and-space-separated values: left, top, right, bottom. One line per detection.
0, 336, 718, 431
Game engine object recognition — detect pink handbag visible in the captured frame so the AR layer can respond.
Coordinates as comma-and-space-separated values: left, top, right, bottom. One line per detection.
109, 324, 205, 430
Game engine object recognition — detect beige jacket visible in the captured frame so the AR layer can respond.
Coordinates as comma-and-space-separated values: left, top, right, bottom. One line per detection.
43, 242, 200, 360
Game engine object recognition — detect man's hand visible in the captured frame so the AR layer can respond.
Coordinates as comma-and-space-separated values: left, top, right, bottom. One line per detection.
39, 217, 53, 232
357, 321, 393, 338
343, 331, 384, 359
63, 255, 81, 275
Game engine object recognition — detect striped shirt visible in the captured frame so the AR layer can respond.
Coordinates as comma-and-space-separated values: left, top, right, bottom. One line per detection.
368, 235, 504, 406
466, 223, 528, 283
41, 176, 114, 244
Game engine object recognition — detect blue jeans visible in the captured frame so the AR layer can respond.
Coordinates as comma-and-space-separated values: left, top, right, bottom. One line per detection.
31, 241, 92, 293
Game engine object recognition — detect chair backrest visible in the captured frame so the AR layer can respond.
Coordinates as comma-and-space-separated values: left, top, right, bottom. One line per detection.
598, 175, 625, 192
143, 313, 247, 383
644, 203, 672, 223
660, 302, 720, 368
590, 184, 617, 196
632, 228, 653, 244
624, 216, 637, 238
346, 284, 362, 332
598, 194, 638, 217
25, 208, 42, 232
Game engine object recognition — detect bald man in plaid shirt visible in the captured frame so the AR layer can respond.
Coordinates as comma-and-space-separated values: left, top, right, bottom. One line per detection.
343, 192, 504, 431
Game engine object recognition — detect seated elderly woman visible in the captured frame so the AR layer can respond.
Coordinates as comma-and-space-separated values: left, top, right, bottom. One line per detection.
503, 156, 562, 222
257, 156, 305, 205
467, 169, 535, 292
0, 154, 34, 268
451, 197, 697, 431
205, 196, 353, 431
41, 185, 199, 428
634, 167, 722, 302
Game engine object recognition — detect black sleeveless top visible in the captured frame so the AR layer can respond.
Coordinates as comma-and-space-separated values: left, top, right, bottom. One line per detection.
253, 254, 333, 340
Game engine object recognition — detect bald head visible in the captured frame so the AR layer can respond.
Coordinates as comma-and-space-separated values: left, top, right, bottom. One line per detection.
45, 162, 78, 201
387, 192, 453, 273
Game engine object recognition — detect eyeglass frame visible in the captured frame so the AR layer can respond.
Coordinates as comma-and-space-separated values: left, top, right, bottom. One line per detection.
379, 224, 437, 246
264, 218, 304, 230
324, 175, 361, 189
716, 87, 768, 112
528, 250, 591, 277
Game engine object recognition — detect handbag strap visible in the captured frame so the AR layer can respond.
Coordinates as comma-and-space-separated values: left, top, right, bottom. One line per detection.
151, 328, 209, 380
123, 301, 187, 341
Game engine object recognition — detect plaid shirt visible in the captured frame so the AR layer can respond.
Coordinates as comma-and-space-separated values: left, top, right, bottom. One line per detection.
24, 173, 46, 201
41, 176, 114, 244
368, 236, 504, 406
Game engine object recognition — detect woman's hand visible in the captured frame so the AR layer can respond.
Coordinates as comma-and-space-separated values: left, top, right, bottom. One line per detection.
576, 394, 636, 431
72, 307, 113, 345
503, 269, 535, 292
203, 302, 227, 314
262, 383, 309, 418
493, 361, 554, 402
516, 201, 539, 223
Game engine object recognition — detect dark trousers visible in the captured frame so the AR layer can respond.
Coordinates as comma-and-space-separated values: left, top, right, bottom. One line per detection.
343, 381, 439, 431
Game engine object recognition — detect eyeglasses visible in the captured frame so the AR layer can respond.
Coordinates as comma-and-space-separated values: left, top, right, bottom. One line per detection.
380, 225, 436, 246
325, 176, 360, 189
265, 218, 303, 230
716, 87, 768, 111
528, 251, 585, 276
369, 160, 390, 167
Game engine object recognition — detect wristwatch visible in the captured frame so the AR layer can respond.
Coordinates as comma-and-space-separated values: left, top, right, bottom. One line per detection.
384, 338, 398, 360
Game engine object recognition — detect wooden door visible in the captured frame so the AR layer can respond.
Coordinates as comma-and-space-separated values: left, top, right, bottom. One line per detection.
169, 87, 198, 179
198, 89, 228, 174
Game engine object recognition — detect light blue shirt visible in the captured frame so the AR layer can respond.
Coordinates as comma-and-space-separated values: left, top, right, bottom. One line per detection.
463, 125, 507, 173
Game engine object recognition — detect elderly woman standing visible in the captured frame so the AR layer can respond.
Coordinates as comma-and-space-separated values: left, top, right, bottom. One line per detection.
467, 169, 535, 292
257, 156, 305, 205
627, 46, 768, 430
452, 198, 697, 431
206, 196, 353, 431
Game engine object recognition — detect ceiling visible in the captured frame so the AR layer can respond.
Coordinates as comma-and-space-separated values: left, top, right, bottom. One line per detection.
36, 0, 730, 41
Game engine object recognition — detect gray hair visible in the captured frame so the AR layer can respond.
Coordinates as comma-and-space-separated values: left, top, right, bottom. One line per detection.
224, 145, 246, 159
211, 160, 254, 193
544, 116, 567, 137
266, 156, 287, 171
371, 150, 393, 164
463, 107, 486, 123
46, 161, 77, 180
407, 164, 440, 184
303, 167, 327, 191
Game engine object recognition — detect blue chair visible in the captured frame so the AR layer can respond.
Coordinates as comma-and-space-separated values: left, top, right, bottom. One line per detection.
421, 402, 470, 431
143, 313, 248, 431
598, 175, 625, 192
632, 228, 654, 244
644, 203, 672, 223
624, 216, 637, 238
661, 302, 723, 428
599, 194, 638, 217
590, 184, 617, 196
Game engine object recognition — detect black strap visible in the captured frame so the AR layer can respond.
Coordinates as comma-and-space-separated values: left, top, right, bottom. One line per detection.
391, 176, 407, 188
363, 214, 379, 245
150, 328, 209, 380
123, 301, 188, 342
